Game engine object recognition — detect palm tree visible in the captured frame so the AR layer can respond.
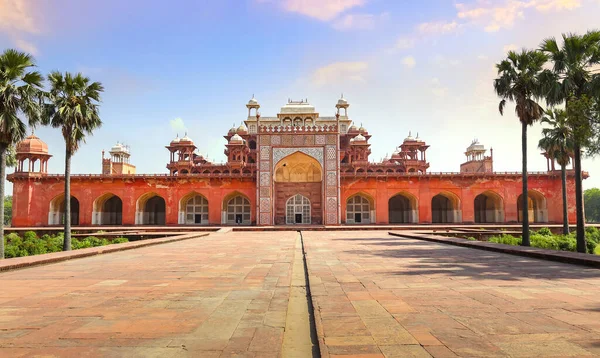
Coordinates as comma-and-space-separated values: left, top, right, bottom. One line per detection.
538, 109, 573, 235
44, 72, 103, 251
540, 30, 600, 253
494, 50, 548, 246
0, 49, 44, 259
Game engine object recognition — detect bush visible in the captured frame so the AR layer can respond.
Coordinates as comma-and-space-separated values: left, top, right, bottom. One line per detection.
2, 233, 129, 258
112, 237, 129, 244
489, 234, 522, 246
537, 227, 553, 236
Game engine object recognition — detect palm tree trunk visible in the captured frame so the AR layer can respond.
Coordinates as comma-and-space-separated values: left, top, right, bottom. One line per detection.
560, 163, 569, 235
63, 148, 72, 251
573, 143, 586, 253
0, 143, 6, 259
521, 121, 530, 246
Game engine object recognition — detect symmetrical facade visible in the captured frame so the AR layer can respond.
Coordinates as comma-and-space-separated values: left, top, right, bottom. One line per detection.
8, 96, 584, 227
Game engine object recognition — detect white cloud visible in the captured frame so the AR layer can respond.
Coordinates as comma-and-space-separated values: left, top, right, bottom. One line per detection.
311, 61, 368, 86
13, 38, 38, 55
417, 21, 460, 35
503, 43, 519, 52
332, 12, 388, 31
0, 0, 39, 35
259, 0, 367, 21
477, 54, 489, 60
431, 78, 449, 97
396, 36, 416, 49
0, 0, 41, 55
401, 56, 416, 69
455, 0, 582, 32
170, 118, 187, 133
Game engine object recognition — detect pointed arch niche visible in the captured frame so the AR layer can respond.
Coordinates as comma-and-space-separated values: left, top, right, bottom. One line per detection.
273, 151, 323, 225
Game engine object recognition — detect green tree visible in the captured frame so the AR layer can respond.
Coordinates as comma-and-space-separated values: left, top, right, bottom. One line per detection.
538, 109, 574, 234
43, 72, 103, 251
4, 196, 12, 226
585, 188, 600, 223
0, 49, 45, 259
540, 30, 600, 253
494, 49, 548, 246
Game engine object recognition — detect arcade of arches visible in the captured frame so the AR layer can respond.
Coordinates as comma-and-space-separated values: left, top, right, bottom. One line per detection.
40, 188, 552, 226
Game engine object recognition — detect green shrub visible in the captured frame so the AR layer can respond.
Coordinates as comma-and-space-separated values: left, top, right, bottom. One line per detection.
112, 237, 129, 244
489, 234, 521, 246
23, 231, 38, 240
536, 227, 553, 236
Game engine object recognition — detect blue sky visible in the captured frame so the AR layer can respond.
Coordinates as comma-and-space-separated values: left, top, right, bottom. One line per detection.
1, 0, 600, 192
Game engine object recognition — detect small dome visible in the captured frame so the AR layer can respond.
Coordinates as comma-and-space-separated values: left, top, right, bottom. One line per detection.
348, 123, 358, 133
248, 96, 259, 106
353, 134, 366, 142
337, 98, 348, 105
110, 143, 124, 152
404, 131, 415, 142
359, 125, 366, 133
171, 135, 181, 144
229, 134, 243, 144
181, 134, 193, 143
237, 123, 248, 134
17, 134, 49, 154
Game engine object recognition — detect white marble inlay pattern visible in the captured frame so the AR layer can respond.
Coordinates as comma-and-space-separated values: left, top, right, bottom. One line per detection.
272, 147, 324, 169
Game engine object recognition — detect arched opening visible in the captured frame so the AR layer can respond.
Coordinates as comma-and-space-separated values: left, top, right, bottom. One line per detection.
388, 193, 418, 224
432, 192, 461, 223
93, 193, 122, 225
286, 194, 311, 224
474, 191, 504, 223
273, 151, 323, 225
180, 193, 209, 225
517, 191, 548, 223
48, 195, 80, 225
180, 169, 189, 174
223, 194, 251, 225
346, 194, 373, 224
136, 193, 166, 225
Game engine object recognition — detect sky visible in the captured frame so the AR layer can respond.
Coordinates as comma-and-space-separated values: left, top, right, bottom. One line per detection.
1, 0, 600, 193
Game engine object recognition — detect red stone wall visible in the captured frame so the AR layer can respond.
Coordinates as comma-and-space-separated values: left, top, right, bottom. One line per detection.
340, 174, 577, 224
10, 177, 256, 227
274, 182, 322, 225
10, 172, 578, 227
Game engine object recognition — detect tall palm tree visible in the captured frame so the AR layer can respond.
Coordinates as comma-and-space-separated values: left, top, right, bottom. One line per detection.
538, 109, 573, 235
494, 50, 548, 246
44, 72, 103, 251
540, 30, 600, 253
0, 49, 44, 259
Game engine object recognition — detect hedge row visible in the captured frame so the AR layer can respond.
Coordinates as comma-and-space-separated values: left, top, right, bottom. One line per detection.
488, 227, 600, 255
3, 231, 129, 258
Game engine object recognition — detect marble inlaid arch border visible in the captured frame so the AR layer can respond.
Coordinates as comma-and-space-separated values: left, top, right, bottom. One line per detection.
272, 147, 324, 170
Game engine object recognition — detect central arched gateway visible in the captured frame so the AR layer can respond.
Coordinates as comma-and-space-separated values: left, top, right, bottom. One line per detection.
286, 194, 311, 224
274, 152, 323, 225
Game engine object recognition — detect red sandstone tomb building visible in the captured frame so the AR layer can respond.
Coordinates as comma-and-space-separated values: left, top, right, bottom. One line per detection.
8, 96, 582, 227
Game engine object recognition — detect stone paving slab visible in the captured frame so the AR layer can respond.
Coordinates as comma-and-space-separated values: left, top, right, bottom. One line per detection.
390, 231, 600, 268
303, 230, 600, 357
0, 231, 298, 357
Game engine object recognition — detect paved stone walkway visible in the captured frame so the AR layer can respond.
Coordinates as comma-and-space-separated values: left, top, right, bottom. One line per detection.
303, 231, 600, 357
0, 232, 297, 357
